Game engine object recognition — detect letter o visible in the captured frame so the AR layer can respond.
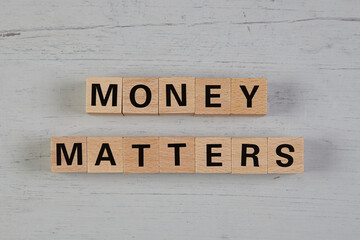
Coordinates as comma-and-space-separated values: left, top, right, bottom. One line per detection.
130, 85, 152, 108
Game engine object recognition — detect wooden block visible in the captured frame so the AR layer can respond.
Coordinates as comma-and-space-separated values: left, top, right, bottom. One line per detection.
86, 77, 123, 114
123, 137, 159, 173
231, 78, 267, 115
159, 137, 195, 173
51, 137, 87, 172
87, 137, 123, 173
195, 78, 231, 115
159, 77, 195, 115
123, 78, 159, 115
195, 137, 231, 173
268, 137, 304, 173
232, 138, 268, 174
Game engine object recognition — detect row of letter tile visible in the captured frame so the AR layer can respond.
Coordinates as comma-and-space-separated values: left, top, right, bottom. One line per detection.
51, 137, 303, 174
86, 77, 267, 115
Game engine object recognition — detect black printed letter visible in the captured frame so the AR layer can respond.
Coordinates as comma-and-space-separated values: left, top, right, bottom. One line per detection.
130, 85, 152, 108
95, 143, 116, 166
276, 144, 294, 167
240, 85, 259, 108
205, 85, 221, 107
241, 144, 260, 167
91, 84, 118, 106
56, 143, 83, 166
206, 144, 222, 166
168, 143, 187, 166
132, 144, 151, 167
166, 84, 187, 107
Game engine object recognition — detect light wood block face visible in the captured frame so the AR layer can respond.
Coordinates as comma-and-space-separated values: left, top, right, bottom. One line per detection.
87, 137, 123, 173
159, 137, 195, 173
195, 137, 231, 173
268, 137, 304, 173
231, 78, 267, 115
232, 138, 268, 174
86, 77, 123, 114
123, 78, 159, 115
159, 77, 195, 115
123, 137, 159, 173
51, 137, 87, 172
195, 78, 231, 115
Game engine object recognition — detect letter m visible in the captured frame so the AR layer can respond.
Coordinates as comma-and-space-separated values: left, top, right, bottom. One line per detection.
91, 84, 118, 106
56, 143, 83, 166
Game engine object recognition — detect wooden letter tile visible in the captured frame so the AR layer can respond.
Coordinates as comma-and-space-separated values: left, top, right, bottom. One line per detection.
51, 137, 87, 172
195, 137, 231, 173
159, 137, 195, 173
231, 78, 267, 115
232, 138, 268, 174
123, 78, 159, 115
86, 77, 123, 114
159, 77, 195, 115
267, 137, 304, 173
87, 137, 123, 173
195, 78, 231, 115
123, 137, 159, 173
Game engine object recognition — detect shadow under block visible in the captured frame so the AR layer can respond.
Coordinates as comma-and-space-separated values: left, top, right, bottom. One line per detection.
267, 137, 304, 173
195, 78, 231, 115
123, 137, 159, 173
159, 77, 195, 115
231, 78, 267, 115
195, 137, 231, 173
232, 138, 268, 174
51, 137, 87, 172
122, 78, 159, 115
159, 137, 195, 173
86, 77, 123, 114
87, 137, 124, 173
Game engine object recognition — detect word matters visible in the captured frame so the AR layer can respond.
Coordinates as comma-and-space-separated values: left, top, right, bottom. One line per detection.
51, 137, 303, 174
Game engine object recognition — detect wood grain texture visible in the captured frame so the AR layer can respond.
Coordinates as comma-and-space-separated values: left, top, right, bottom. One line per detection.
87, 137, 124, 173
159, 137, 195, 173
268, 137, 304, 174
51, 136, 87, 172
123, 137, 159, 173
232, 137, 268, 174
1, 0, 360, 239
195, 78, 231, 115
86, 77, 123, 114
123, 77, 159, 115
195, 137, 232, 173
159, 77, 195, 115
231, 78, 267, 115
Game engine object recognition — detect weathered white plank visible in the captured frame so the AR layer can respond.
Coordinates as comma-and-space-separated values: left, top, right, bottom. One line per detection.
1, 0, 360, 239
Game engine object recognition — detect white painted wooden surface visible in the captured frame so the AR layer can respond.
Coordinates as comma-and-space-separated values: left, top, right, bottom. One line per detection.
1, 0, 360, 239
